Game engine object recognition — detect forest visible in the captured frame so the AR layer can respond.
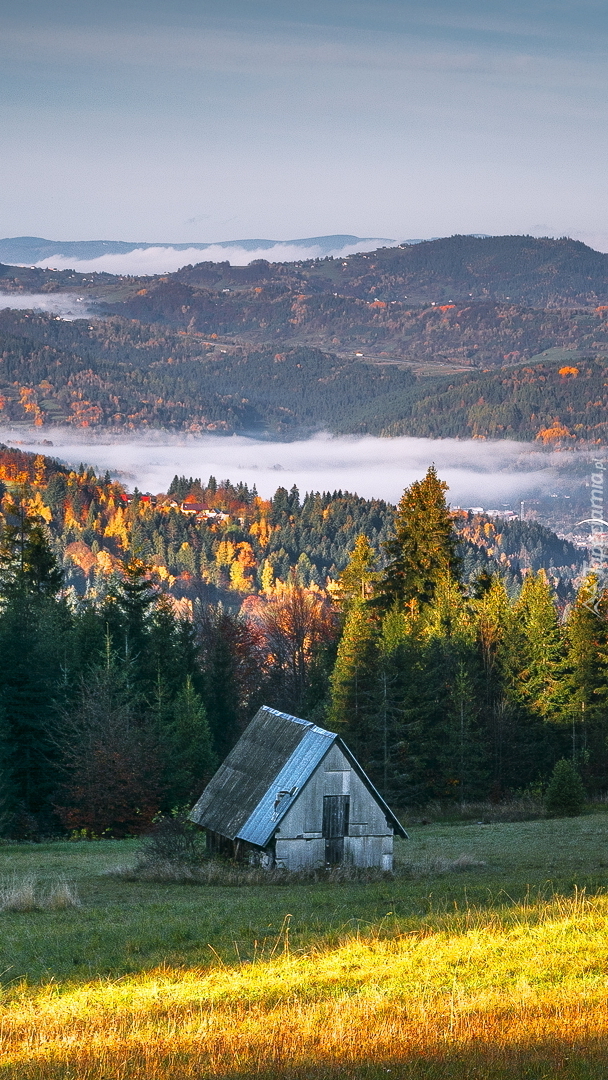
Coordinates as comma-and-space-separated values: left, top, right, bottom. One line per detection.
0, 444, 601, 840
1, 234, 608, 439
1, 306, 608, 440
4, 233, 608, 306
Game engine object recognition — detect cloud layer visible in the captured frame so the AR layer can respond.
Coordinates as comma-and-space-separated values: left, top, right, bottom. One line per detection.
0, 428, 568, 509
0, 293, 93, 319
30, 240, 398, 275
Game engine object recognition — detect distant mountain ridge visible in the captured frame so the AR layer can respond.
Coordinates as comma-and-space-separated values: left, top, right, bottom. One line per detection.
0, 234, 396, 265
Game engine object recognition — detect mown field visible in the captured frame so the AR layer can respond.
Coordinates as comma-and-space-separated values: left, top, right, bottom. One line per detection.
2, 815, 608, 1078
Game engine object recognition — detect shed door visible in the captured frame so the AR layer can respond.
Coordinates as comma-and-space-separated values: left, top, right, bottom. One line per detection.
322, 795, 350, 865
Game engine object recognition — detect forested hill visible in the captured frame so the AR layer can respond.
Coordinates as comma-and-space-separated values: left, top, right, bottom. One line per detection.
126, 235, 608, 307
2, 235, 608, 439
342, 356, 608, 441
0, 445, 585, 607
0, 308, 607, 440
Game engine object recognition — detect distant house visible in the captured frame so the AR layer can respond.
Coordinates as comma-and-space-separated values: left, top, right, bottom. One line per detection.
189, 706, 407, 871
180, 501, 210, 515
179, 501, 229, 522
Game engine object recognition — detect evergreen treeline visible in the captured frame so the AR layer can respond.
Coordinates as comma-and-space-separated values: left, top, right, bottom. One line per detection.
0, 449, 602, 836
328, 468, 608, 807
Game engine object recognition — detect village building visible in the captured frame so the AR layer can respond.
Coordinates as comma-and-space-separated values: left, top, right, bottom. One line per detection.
189, 706, 407, 871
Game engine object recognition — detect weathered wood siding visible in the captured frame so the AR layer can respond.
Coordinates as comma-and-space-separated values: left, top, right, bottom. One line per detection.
273, 744, 394, 871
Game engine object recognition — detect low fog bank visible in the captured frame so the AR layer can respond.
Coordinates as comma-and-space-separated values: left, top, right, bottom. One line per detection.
0, 294, 93, 320
29, 239, 398, 276
0, 428, 577, 509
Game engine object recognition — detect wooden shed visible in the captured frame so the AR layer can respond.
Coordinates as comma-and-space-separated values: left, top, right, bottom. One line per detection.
189, 706, 407, 871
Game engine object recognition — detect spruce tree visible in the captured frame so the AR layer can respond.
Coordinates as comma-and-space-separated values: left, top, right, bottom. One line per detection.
552, 577, 608, 792
336, 534, 377, 608
378, 466, 460, 610
57, 649, 163, 836
0, 503, 68, 829
162, 677, 216, 808
545, 759, 586, 817
514, 571, 564, 719
416, 575, 488, 803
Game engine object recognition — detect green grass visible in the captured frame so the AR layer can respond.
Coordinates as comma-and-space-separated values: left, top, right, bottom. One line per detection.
2, 813, 608, 988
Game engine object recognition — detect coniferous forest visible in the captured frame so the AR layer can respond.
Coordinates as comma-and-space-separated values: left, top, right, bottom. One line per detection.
0, 443, 603, 838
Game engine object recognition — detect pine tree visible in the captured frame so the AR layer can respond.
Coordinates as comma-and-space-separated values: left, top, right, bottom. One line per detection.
378, 466, 460, 610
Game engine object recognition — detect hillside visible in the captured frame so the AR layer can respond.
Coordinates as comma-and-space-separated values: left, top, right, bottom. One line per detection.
102, 288, 608, 366
0, 445, 585, 606
341, 356, 608, 442
0, 309, 607, 441
1, 234, 608, 439
162, 234, 608, 307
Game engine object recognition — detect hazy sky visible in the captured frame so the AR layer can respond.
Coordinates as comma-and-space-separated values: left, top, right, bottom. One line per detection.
2, 0, 607, 247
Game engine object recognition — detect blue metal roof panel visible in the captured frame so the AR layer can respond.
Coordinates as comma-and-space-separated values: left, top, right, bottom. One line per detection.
237, 726, 335, 848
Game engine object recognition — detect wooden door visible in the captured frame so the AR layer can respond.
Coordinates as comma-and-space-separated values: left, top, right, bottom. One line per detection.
322, 794, 350, 865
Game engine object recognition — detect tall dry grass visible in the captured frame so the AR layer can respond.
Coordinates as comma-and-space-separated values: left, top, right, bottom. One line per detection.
0, 877, 80, 913
2, 892, 608, 1078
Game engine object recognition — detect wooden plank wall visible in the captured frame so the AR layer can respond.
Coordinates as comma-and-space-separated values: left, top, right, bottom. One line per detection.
274, 745, 394, 871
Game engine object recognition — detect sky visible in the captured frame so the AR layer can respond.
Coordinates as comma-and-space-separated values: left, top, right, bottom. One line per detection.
1, 0, 607, 249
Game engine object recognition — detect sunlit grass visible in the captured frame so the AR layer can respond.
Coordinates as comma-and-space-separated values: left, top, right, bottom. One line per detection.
3, 817, 608, 1076
2, 892, 608, 1078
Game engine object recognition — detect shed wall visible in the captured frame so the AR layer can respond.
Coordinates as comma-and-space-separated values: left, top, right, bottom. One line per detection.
273, 744, 394, 871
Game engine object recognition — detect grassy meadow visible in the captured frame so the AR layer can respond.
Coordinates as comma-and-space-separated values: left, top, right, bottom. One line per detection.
2, 814, 608, 1077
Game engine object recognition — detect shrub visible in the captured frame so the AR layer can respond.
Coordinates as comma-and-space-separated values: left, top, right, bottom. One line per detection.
545, 759, 586, 817
134, 813, 206, 871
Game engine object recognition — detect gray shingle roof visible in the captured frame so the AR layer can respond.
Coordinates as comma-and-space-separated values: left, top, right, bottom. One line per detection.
189, 705, 407, 847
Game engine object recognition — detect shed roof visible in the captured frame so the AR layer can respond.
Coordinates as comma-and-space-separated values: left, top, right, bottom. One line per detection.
189, 705, 407, 847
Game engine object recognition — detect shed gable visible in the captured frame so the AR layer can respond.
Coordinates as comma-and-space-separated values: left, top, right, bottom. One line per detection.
277, 744, 394, 841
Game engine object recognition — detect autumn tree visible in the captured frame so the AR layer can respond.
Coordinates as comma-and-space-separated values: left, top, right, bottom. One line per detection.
254, 580, 336, 714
